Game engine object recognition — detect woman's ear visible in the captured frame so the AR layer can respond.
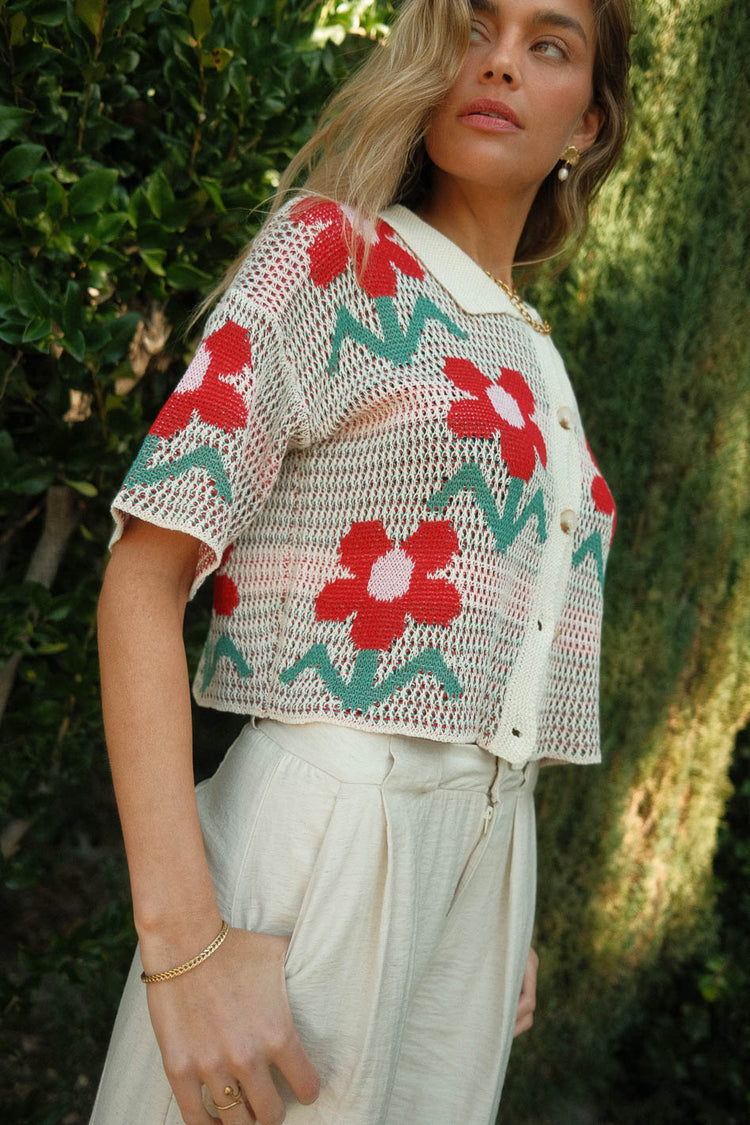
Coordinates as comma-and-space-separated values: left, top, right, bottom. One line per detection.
573, 101, 604, 154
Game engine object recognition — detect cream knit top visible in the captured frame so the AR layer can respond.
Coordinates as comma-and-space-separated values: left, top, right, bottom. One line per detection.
111, 198, 616, 765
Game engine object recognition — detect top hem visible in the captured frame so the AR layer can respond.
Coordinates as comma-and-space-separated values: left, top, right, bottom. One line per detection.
191, 693, 602, 767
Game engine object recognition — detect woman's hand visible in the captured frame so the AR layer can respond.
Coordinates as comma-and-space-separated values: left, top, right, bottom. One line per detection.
145, 927, 320, 1125
98, 521, 318, 1123
513, 946, 538, 1038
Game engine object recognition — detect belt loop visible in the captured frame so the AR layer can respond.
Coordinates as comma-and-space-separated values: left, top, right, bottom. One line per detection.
522, 759, 540, 792
489, 755, 503, 805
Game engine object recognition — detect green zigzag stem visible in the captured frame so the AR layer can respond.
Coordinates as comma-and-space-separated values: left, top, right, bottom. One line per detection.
125, 434, 233, 504
427, 465, 547, 554
201, 636, 252, 692
328, 295, 466, 375
279, 644, 462, 713
375, 649, 462, 703
572, 531, 605, 588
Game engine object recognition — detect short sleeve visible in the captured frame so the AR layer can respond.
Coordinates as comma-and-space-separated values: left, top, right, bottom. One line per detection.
110, 286, 309, 597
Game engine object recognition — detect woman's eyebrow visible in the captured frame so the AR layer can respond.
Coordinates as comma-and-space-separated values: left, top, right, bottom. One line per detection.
469, 1, 589, 47
531, 10, 588, 45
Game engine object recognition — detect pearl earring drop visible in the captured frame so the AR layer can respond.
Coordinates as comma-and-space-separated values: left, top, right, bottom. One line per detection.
557, 145, 581, 181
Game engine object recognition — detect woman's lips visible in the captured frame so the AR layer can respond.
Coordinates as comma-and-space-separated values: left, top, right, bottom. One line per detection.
458, 99, 523, 133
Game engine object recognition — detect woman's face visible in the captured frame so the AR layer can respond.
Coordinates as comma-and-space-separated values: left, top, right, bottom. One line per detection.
424, 0, 602, 202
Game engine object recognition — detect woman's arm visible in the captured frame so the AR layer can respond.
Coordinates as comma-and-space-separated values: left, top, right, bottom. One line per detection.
98, 518, 319, 1125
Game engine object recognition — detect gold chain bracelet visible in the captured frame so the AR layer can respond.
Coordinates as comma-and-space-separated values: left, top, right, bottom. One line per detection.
140, 920, 230, 984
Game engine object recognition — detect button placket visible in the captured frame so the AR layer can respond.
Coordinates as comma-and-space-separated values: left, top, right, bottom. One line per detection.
488, 336, 583, 761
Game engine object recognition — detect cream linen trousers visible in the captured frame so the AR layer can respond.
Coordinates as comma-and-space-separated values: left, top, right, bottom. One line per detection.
90, 719, 539, 1125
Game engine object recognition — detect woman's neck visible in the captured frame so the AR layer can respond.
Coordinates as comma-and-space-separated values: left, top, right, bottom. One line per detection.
414, 173, 536, 287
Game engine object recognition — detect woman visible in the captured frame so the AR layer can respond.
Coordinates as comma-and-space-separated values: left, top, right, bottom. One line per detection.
92, 0, 633, 1122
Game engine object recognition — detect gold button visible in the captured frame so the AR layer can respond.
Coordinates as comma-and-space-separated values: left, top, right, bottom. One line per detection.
560, 509, 578, 534
557, 406, 574, 430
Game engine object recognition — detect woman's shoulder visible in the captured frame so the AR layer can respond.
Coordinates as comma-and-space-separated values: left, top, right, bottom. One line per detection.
226, 195, 422, 317
227, 195, 353, 312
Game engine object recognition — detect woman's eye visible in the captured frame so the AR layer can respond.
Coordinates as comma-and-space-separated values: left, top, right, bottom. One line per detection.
532, 39, 568, 60
470, 21, 489, 42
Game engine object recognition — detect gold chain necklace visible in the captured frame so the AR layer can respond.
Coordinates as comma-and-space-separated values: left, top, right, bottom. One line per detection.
484, 270, 552, 335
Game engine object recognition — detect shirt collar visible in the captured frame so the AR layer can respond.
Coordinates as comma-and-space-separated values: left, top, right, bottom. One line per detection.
380, 204, 538, 323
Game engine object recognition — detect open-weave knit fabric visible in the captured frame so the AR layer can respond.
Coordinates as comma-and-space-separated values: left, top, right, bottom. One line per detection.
111, 198, 616, 765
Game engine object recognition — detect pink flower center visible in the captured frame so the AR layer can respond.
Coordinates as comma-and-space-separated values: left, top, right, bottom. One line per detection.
486, 385, 525, 429
175, 343, 210, 395
367, 548, 414, 602
342, 202, 377, 244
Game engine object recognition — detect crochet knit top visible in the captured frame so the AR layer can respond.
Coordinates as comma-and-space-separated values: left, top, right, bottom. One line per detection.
111, 198, 616, 766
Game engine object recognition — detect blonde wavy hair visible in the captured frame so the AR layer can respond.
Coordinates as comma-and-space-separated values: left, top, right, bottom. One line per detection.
207, 0, 635, 306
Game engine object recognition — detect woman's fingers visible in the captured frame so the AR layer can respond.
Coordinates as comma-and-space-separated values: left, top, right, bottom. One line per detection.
513, 946, 539, 1038
270, 1025, 321, 1106
167, 1074, 222, 1125
233, 1061, 287, 1125
263, 939, 320, 1107
202, 1081, 256, 1122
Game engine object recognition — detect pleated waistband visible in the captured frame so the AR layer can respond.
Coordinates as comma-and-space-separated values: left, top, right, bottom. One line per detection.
253, 719, 538, 799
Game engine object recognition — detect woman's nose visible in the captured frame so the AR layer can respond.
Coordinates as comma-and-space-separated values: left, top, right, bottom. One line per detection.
482, 65, 519, 86
479, 40, 522, 88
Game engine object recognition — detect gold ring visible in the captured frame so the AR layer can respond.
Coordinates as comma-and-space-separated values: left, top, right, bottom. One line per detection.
212, 1084, 243, 1111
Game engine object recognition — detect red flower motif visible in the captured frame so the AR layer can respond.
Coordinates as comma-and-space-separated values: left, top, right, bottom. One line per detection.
444, 358, 547, 482
290, 198, 423, 297
150, 321, 250, 439
315, 519, 461, 651
587, 442, 617, 543
213, 546, 239, 617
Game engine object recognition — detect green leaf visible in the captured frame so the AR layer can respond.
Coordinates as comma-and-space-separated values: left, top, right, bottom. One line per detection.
75, 0, 107, 38
0, 144, 45, 186
197, 176, 226, 212
30, 6, 66, 26
62, 281, 84, 336
166, 261, 213, 290
0, 105, 33, 143
145, 170, 175, 221
83, 322, 110, 351
138, 249, 166, 276
64, 329, 87, 362
203, 47, 233, 71
14, 185, 43, 221
102, 311, 141, 361
63, 478, 98, 497
32, 171, 68, 222
10, 473, 55, 495
126, 186, 151, 229
11, 270, 50, 318
94, 211, 128, 241
189, 0, 212, 41
68, 169, 118, 217
9, 12, 27, 46
22, 317, 52, 343
0, 258, 12, 300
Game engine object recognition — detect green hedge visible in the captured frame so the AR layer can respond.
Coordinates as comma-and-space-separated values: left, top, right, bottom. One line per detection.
0, 3, 391, 1121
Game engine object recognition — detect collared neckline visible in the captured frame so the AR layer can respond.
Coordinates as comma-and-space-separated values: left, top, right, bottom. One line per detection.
380, 204, 544, 326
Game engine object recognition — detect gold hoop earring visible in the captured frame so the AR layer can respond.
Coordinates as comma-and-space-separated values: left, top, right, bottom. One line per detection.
557, 145, 581, 182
